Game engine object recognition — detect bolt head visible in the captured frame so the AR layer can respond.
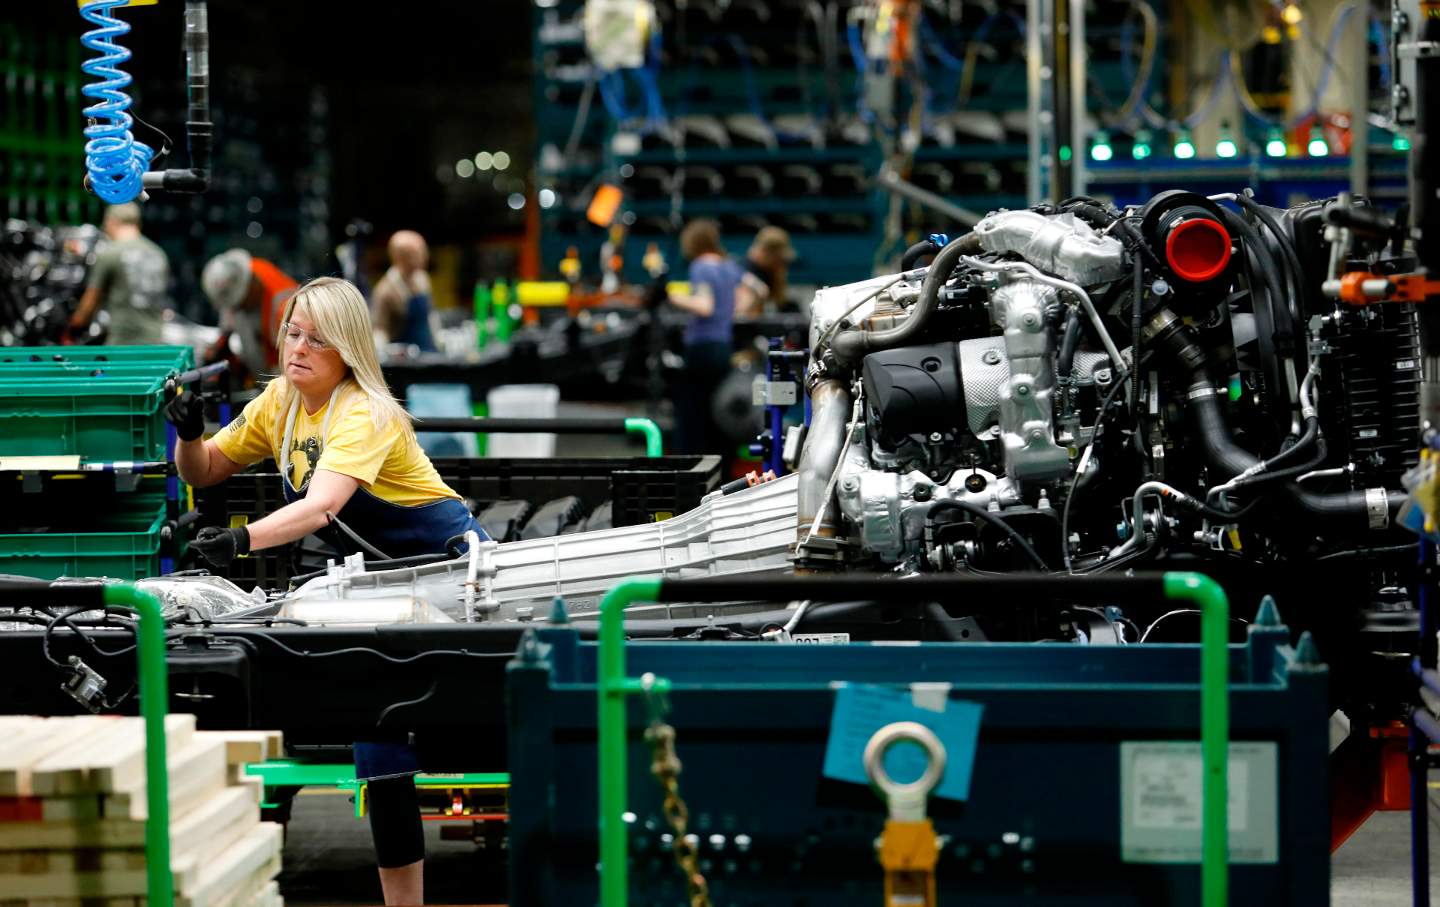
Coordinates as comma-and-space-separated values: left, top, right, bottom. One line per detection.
1015, 383, 1030, 396
929, 432, 943, 442
982, 349, 1002, 365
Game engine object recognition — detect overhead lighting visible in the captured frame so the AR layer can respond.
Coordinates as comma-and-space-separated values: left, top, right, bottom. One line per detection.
455, 158, 476, 178
1173, 129, 1196, 160
507, 192, 527, 210
1307, 126, 1329, 157
1281, 3, 1303, 25
1090, 131, 1113, 162
1214, 122, 1238, 159
539, 188, 557, 208
1131, 129, 1153, 160
475, 151, 494, 172
1265, 128, 1287, 158
493, 151, 512, 171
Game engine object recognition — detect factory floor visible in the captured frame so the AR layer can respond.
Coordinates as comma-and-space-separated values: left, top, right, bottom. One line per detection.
276, 786, 1440, 906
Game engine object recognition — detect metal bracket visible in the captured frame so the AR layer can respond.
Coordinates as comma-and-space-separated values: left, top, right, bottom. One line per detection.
753, 378, 798, 407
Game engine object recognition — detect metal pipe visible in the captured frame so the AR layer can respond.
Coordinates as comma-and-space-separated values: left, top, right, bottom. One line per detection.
796, 380, 851, 547
101, 583, 172, 907
874, 166, 981, 226
598, 576, 667, 907
1160, 572, 1231, 907
1414, 538, 1437, 907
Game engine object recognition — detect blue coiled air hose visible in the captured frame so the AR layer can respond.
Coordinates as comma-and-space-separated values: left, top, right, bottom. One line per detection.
79, 0, 155, 205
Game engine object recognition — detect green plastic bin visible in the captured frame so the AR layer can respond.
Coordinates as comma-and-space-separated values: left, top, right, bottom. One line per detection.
0, 346, 195, 367
0, 491, 168, 580
0, 345, 193, 462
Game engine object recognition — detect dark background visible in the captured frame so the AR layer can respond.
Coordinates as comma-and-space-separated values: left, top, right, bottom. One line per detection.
4, 2, 536, 316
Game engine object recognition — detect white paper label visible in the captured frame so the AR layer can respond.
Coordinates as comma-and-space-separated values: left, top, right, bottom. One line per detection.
1120, 742, 1278, 864
792, 633, 851, 645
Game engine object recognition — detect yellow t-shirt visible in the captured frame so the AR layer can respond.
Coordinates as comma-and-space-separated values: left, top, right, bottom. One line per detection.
212, 380, 461, 507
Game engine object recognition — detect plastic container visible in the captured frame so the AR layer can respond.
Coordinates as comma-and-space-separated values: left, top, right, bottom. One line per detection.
433, 455, 721, 527
610, 456, 723, 525
0, 491, 167, 580
0, 345, 193, 461
485, 384, 559, 458
407, 384, 480, 458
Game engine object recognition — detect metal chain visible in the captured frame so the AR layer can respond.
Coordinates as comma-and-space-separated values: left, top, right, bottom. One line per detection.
642, 676, 710, 907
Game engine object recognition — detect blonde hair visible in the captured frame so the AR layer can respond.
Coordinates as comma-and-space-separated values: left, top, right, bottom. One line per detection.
274, 276, 414, 439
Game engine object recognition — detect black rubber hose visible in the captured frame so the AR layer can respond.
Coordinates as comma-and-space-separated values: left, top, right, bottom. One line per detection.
1130, 256, 1147, 463
1062, 201, 1119, 230
1219, 208, 1293, 419
1186, 381, 1392, 528
829, 232, 982, 366
926, 500, 1051, 571
1057, 308, 1082, 381
1232, 194, 1307, 323
900, 239, 939, 271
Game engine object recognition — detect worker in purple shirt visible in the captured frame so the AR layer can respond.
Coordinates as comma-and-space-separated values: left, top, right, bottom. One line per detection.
667, 219, 743, 467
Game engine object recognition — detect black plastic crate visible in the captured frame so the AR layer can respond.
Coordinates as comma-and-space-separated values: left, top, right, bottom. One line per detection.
196, 461, 294, 592
609, 456, 720, 525
430, 455, 720, 527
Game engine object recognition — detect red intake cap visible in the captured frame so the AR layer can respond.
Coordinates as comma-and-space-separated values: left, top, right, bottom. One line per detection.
1164, 218, 1232, 283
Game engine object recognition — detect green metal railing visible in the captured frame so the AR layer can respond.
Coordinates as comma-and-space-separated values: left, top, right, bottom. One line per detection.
101, 583, 173, 907
596, 572, 1231, 907
242, 761, 509, 818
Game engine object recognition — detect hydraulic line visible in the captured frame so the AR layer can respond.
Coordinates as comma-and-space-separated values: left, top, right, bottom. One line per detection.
79, 0, 155, 204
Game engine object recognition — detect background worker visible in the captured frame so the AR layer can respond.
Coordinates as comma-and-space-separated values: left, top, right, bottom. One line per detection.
200, 248, 298, 381
371, 229, 438, 351
166, 276, 488, 906
68, 203, 171, 344
667, 219, 743, 468
736, 224, 796, 316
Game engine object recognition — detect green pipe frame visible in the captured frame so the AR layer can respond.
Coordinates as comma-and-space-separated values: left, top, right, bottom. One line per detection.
623, 417, 663, 457
101, 583, 172, 906
598, 571, 1230, 907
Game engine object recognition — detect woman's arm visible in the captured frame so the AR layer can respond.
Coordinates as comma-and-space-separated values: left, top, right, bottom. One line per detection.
243, 469, 361, 551
174, 438, 246, 488
667, 281, 715, 317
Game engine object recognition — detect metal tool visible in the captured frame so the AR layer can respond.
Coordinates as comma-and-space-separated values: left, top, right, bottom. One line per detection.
866, 721, 946, 907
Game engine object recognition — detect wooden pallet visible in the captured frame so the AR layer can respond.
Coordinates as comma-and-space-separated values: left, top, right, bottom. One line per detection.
0, 717, 285, 907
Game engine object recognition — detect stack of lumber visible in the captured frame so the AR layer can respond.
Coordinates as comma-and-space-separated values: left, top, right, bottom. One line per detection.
0, 715, 285, 907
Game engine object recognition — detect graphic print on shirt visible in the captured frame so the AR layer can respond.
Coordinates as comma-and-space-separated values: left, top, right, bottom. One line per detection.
289, 435, 322, 491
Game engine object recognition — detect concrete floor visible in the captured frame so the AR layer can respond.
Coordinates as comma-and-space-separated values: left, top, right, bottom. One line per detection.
278, 786, 1440, 906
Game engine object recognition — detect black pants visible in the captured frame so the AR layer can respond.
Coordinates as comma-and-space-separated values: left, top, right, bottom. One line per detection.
367, 775, 424, 868
674, 341, 733, 463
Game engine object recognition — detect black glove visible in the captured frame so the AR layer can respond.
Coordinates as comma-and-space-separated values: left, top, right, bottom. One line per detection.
165, 390, 205, 442
190, 525, 250, 567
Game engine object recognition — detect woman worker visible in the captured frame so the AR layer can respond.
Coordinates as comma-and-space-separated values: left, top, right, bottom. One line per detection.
166, 275, 486, 905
